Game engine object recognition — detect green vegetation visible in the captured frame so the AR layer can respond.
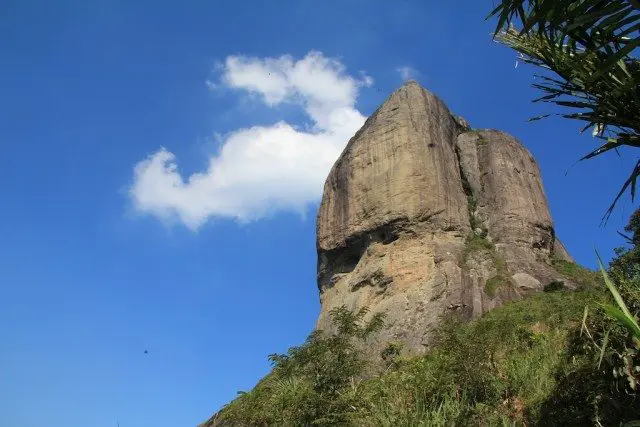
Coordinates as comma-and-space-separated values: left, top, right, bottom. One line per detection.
213, 306, 386, 426
580, 209, 640, 421
210, 211, 640, 426
209, 4, 640, 420
467, 199, 482, 232
456, 147, 488, 238
465, 194, 489, 235
462, 234, 511, 298
358, 290, 604, 426
484, 274, 508, 297
490, 0, 640, 219
551, 259, 602, 289
610, 209, 640, 287
462, 234, 494, 261
490, 4, 640, 415
380, 341, 404, 369
543, 279, 565, 293
212, 288, 639, 426
490, 5, 640, 415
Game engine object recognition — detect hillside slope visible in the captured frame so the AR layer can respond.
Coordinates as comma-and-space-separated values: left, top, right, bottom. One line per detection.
203, 265, 628, 426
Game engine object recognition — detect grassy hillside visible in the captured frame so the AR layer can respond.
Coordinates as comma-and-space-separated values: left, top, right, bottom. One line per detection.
203, 262, 640, 426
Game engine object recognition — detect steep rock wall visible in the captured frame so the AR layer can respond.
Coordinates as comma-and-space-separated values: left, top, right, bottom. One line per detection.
316, 81, 571, 354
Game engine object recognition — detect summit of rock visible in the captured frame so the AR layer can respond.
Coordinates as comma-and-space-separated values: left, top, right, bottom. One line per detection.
401, 79, 421, 87
317, 81, 468, 252
315, 82, 572, 354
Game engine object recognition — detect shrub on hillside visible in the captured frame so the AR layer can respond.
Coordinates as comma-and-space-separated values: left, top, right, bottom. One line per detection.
214, 306, 385, 426
209, 212, 640, 426
212, 290, 607, 426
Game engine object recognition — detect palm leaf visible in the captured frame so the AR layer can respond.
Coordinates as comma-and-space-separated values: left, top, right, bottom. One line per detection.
492, 1, 640, 220
597, 251, 640, 345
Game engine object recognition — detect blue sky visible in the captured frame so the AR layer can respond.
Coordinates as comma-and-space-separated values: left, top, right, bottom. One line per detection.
1, 1, 637, 426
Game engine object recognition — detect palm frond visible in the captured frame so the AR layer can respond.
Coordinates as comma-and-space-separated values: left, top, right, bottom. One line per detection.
491, 1, 640, 219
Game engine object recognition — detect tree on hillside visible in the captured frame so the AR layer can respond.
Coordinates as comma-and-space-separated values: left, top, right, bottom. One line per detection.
489, 0, 640, 221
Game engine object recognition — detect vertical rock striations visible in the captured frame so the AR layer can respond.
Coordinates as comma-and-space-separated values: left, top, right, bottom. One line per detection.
316, 81, 571, 354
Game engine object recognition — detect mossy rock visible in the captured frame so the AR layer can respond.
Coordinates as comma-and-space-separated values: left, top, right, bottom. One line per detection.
485, 274, 510, 297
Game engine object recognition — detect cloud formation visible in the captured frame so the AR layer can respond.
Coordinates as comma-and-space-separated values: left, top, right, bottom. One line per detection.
396, 66, 419, 81
129, 51, 371, 230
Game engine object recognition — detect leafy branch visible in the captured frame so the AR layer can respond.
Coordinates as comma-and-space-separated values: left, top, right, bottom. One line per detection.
489, 0, 640, 221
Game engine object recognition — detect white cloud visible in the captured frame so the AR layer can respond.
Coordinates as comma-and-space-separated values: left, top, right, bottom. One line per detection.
129, 51, 371, 230
396, 66, 419, 81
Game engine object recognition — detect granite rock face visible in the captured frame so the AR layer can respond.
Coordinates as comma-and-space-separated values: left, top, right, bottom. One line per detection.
315, 81, 571, 354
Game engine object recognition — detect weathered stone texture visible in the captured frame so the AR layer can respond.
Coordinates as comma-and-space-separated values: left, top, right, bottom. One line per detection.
316, 81, 572, 354
317, 81, 470, 254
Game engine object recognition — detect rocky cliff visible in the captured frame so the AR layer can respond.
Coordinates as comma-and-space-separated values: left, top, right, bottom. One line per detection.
316, 81, 573, 354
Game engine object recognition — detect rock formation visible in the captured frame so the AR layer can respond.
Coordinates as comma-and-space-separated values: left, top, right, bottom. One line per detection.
315, 81, 573, 354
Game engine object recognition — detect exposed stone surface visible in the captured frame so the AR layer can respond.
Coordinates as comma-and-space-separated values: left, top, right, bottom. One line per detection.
316, 80, 470, 255
511, 272, 542, 291
455, 130, 568, 288
554, 239, 574, 263
315, 81, 573, 355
